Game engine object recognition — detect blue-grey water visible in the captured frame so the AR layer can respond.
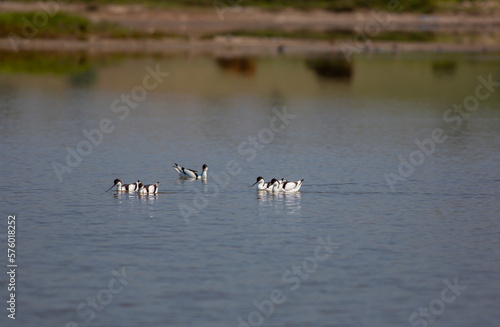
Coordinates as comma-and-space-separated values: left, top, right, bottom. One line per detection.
1, 53, 499, 327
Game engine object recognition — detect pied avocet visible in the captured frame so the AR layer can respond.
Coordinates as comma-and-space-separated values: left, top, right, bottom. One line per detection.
106, 179, 140, 192
173, 163, 207, 180
270, 178, 304, 193
138, 182, 159, 194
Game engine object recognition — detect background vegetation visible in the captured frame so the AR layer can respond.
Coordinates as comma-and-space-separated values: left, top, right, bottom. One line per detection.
0, 1, 492, 43
0, 12, 175, 39
8, 0, 490, 13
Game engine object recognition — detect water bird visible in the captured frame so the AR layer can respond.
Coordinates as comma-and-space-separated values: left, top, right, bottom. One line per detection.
106, 179, 140, 192
138, 182, 159, 194
173, 163, 207, 180
249, 176, 274, 191
270, 178, 304, 193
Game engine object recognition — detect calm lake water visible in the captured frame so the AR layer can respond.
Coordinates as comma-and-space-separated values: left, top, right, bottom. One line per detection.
1, 52, 499, 327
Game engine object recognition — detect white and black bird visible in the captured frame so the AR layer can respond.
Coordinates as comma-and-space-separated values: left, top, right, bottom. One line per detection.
249, 176, 274, 191
270, 178, 304, 193
138, 182, 159, 194
106, 179, 140, 192
173, 163, 207, 180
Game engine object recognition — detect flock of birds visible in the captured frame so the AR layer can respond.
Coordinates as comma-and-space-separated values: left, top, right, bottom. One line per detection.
106, 179, 159, 194
106, 163, 304, 194
250, 176, 304, 193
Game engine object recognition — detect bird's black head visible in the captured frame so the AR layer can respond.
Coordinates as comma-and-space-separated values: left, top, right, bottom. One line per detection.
250, 176, 264, 187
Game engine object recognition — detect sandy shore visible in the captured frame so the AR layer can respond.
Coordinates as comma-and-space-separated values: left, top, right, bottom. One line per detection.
1, 1, 499, 55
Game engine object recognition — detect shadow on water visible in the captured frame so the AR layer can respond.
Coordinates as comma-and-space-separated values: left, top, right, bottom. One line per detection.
431, 60, 457, 77
305, 57, 353, 80
215, 57, 257, 76
0, 51, 93, 75
0, 51, 142, 88
1, 51, 499, 107
68, 67, 98, 88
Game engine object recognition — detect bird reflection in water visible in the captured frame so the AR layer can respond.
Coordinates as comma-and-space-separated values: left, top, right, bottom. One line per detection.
257, 191, 302, 215
138, 193, 158, 205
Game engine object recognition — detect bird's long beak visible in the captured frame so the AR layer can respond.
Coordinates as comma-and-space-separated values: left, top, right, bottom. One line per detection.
105, 184, 116, 192
249, 181, 258, 187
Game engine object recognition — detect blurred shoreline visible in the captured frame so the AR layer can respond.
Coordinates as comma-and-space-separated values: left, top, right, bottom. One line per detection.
1, 1, 500, 55
2, 37, 500, 57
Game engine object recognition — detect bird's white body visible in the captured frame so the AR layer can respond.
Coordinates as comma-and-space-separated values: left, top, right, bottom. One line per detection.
138, 182, 159, 194
270, 178, 304, 193
174, 163, 207, 180
250, 177, 273, 191
107, 179, 140, 192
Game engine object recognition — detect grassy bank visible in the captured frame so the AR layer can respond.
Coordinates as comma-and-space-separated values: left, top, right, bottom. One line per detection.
0, 12, 179, 40
0, 12, 89, 39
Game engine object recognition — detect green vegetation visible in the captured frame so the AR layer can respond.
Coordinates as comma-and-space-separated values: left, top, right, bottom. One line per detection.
0, 12, 180, 40
0, 10, 455, 44
0, 1, 492, 48
0, 12, 90, 39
